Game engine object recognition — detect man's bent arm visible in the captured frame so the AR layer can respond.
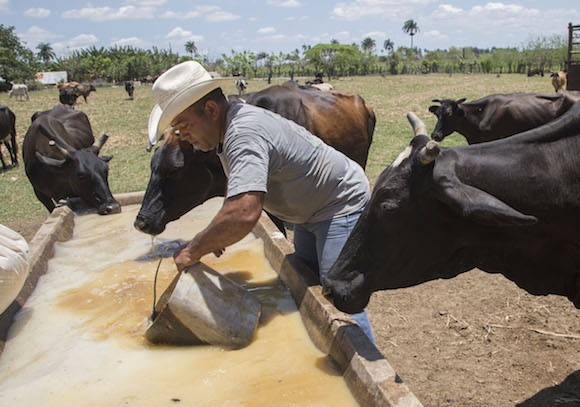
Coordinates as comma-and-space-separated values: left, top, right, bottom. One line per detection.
174, 191, 265, 271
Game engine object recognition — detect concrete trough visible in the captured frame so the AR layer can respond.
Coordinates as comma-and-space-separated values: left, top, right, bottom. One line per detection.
0, 191, 422, 407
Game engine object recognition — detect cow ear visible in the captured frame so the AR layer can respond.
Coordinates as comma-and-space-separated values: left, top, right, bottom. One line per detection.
35, 151, 68, 167
435, 181, 537, 227
100, 155, 113, 162
428, 105, 439, 114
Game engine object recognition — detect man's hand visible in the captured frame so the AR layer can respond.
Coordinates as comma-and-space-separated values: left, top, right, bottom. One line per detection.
173, 244, 200, 272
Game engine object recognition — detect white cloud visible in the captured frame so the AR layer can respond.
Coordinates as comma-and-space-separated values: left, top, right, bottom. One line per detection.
126, 0, 167, 5
62, 6, 155, 21
24, 8, 51, 18
0, 0, 9, 13
258, 27, 276, 34
267, 0, 302, 7
18, 26, 62, 46
363, 31, 386, 38
284, 15, 309, 21
333, 31, 351, 41
160, 10, 200, 19
249, 17, 257, 21
111, 37, 147, 47
52, 34, 99, 55
432, 4, 462, 17
332, 0, 433, 21
205, 10, 241, 22
165, 27, 203, 41
423, 29, 448, 40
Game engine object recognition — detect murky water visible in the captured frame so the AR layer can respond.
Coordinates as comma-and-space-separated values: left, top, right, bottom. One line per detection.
0, 198, 358, 406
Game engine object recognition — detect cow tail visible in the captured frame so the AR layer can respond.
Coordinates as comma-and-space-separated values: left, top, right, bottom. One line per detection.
10, 110, 17, 159
367, 105, 376, 148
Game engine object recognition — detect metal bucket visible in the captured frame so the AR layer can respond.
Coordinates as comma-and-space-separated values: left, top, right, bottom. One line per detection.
145, 262, 261, 349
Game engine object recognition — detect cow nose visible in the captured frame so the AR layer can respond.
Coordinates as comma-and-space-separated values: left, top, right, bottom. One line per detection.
431, 133, 443, 142
100, 202, 121, 215
134, 216, 148, 232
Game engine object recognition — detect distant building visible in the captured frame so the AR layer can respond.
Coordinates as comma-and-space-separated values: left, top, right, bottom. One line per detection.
35, 71, 68, 85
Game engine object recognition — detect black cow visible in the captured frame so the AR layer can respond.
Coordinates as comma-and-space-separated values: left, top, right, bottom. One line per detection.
23, 105, 120, 215
135, 85, 375, 235
0, 106, 18, 169
59, 86, 79, 106
125, 81, 135, 100
323, 102, 580, 314
429, 92, 580, 144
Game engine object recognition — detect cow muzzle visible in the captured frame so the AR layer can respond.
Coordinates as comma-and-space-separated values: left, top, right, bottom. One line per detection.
322, 272, 371, 315
134, 214, 165, 236
98, 201, 121, 215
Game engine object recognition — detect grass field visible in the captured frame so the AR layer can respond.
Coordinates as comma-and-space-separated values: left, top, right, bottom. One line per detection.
0, 73, 555, 235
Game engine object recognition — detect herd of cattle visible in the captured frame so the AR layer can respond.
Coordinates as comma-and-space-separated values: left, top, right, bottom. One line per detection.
1, 77, 580, 313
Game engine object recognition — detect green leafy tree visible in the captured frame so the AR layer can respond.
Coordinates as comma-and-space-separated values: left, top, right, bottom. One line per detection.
402, 19, 419, 48
36, 42, 56, 66
184, 40, 197, 58
0, 24, 39, 82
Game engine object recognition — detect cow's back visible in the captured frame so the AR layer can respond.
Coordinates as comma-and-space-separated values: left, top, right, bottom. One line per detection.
242, 86, 374, 168
24, 105, 94, 161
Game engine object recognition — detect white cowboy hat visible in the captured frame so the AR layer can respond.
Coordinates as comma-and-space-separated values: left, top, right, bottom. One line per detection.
148, 61, 228, 146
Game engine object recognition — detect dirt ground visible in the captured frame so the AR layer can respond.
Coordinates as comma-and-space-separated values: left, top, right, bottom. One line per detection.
16, 214, 580, 406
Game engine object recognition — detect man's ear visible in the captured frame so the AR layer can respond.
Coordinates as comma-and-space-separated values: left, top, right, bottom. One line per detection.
204, 100, 220, 120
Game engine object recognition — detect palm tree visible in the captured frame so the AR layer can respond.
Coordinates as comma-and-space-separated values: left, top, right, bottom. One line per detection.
402, 19, 419, 48
184, 40, 197, 58
383, 38, 394, 56
330, 38, 339, 45
36, 42, 55, 65
361, 37, 376, 53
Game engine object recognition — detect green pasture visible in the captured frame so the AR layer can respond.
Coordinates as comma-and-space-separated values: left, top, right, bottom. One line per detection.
0, 74, 554, 235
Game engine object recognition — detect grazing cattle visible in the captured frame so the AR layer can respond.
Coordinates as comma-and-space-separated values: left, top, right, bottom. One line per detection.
9, 84, 29, 102
429, 92, 580, 144
125, 81, 135, 100
0, 106, 18, 169
74, 83, 96, 103
323, 103, 580, 314
0, 81, 12, 93
23, 105, 120, 215
55, 81, 79, 90
58, 86, 79, 106
310, 83, 334, 91
135, 85, 376, 235
527, 68, 544, 77
551, 71, 566, 92
235, 79, 247, 95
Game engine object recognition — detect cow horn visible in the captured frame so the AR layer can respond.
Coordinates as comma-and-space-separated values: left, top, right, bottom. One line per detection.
432, 98, 442, 103
48, 139, 69, 158
418, 140, 440, 165
93, 134, 109, 153
407, 112, 428, 137
455, 97, 467, 104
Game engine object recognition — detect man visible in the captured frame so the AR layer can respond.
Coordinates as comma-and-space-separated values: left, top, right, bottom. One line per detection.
148, 61, 374, 342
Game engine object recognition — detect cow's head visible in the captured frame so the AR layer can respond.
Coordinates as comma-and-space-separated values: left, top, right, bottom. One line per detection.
134, 133, 226, 235
59, 87, 78, 106
36, 133, 120, 215
323, 113, 536, 314
428, 98, 466, 141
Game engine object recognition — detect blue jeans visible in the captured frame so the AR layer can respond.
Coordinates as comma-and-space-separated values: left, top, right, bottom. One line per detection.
293, 208, 376, 344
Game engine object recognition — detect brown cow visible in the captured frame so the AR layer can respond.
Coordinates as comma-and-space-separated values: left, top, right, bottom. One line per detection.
551, 71, 566, 92
55, 81, 79, 89
429, 92, 580, 144
74, 83, 96, 103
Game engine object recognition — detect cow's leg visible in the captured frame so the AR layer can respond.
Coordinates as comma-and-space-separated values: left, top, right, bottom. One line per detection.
0, 148, 6, 170
33, 187, 55, 212
3, 141, 12, 167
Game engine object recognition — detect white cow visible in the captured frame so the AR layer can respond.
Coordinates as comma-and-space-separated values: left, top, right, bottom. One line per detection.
311, 83, 334, 91
0, 224, 29, 313
235, 79, 248, 95
9, 84, 29, 101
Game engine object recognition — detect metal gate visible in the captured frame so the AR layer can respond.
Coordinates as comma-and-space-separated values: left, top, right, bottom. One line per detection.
567, 22, 580, 90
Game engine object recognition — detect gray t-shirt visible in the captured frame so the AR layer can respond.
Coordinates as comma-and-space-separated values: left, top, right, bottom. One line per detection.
217, 104, 369, 224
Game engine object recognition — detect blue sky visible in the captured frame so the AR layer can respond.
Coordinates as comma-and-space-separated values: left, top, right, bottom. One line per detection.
1, 0, 578, 59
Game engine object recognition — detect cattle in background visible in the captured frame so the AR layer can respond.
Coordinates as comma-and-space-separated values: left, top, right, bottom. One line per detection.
323, 103, 580, 314
310, 83, 334, 91
551, 71, 567, 92
0, 106, 18, 169
135, 85, 376, 235
0, 81, 12, 93
59, 86, 79, 106
125, 81, 135, 100
428, 92, 580, 144
23, 105, 120, 215
9, 84, 29, 102
55, 81, 79, 90
74, 83, 96, 103
235, 79, 247, 95
527, 68, 544, 77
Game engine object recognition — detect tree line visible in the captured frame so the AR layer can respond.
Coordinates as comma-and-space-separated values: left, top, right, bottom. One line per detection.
0, 23, 569, 87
